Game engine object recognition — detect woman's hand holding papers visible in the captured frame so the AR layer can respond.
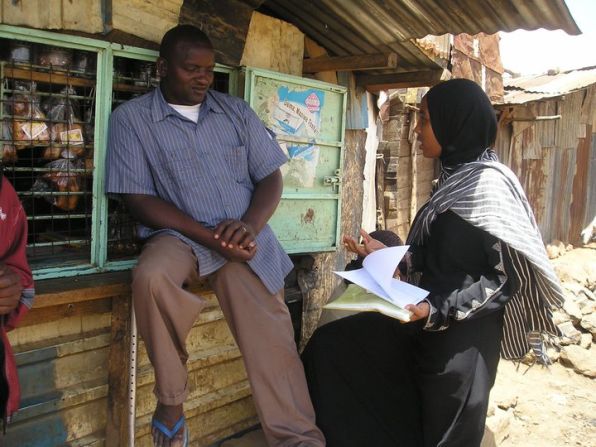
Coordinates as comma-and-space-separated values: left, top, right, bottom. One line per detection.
343, 229, 386, 258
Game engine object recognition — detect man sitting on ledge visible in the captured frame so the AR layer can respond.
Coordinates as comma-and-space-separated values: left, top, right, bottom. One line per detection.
106, 24, 325, 447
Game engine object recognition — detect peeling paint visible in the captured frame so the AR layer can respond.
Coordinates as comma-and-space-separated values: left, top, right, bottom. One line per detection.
302, 208, 315, 224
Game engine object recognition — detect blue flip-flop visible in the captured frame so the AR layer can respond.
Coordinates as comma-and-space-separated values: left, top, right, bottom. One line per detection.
152, 415, 188, 447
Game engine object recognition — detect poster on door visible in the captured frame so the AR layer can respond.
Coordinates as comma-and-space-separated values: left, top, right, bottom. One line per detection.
269, 86, 325, 138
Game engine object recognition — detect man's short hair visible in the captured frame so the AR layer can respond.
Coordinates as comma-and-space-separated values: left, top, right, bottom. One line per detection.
159, 25, 213, 59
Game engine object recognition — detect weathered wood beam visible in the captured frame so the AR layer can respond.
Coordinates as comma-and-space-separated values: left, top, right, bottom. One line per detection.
357, 69, 448, 92
106, 296, 132, 447
304, 36, 338, 84
303, 53, 398, 73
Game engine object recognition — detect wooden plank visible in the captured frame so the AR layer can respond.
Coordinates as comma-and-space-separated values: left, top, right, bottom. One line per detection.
409, 109, 419, 226
33, 272, 131, 308
303, 53, 398, 73
180, 0, 259, 67
34, 272, 210, 309
358, 69, 446, 92
61, 0, 104, 33
376, 153, 386, 229
106, 295, 131, 446
111, 0, 183, 43
4, 67, 96, 89
2, 0, 63, 30
304, 36, 337, 85
18, 298, 112, 327
240, 11, 304, 76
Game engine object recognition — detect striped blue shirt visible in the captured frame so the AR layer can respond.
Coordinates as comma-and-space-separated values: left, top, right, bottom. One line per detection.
106, 87, 293, 294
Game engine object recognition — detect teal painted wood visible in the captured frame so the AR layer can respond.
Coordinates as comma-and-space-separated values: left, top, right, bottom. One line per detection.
92, 47, 113, 269
4, 331, 111, 446
243, 67, 347, 253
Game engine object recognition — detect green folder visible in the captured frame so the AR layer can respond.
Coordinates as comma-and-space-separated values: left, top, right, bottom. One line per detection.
324, 283, 412, 322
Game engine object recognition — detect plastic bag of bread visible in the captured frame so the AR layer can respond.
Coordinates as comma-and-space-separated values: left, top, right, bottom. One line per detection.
31, 159, 80, 211
1, 120, 17, 163
11, 83, 50, 147
44, 86, 85, 159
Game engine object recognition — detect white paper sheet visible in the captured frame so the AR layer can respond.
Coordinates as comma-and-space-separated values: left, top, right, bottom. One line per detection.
334, 246, 429, 308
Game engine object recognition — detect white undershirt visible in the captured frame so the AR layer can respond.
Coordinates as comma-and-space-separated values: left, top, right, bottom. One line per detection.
168, 102, 202, 123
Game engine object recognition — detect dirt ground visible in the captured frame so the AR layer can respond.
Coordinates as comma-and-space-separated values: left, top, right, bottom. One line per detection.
487, 244, 596, 447
488, 359, 596, 447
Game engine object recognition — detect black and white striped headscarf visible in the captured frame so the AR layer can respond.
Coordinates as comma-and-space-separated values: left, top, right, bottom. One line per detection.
407, 80, 563, 363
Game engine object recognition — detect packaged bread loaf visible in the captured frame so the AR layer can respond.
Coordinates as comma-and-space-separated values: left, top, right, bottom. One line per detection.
44, 87, 85, 158
11, 83, 50, 147
31, 159, 81, 211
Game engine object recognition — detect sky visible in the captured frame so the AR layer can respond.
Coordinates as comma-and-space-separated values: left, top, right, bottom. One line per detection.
499, 0, 596, 75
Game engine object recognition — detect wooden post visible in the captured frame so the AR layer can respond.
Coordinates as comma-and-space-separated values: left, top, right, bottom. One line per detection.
106, 295, 132, 446
409, 109, 419, 227
376, 153, 386, 229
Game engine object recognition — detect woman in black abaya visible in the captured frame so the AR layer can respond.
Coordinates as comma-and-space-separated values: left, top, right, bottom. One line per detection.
302, 79, 563, 447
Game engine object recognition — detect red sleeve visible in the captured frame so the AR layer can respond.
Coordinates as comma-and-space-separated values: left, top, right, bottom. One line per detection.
1, 177, 34, 330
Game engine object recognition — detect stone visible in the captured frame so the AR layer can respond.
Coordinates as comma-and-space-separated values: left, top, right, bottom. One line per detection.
546, 346, 561, 363
484, 407, 513, 446
495, 396, 518, 411
552, 310, 571, 325
563, 297, 583, 324
578, 297, 596, 316
580, 313, 596, 340
560, 345, 596, 377
552, 251, 596, 288
546, 244, 561, 259
580, 333, 592, 349
557, 321, 582, 345
580, 287, 596, 302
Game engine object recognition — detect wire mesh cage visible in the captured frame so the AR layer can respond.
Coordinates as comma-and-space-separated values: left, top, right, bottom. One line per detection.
1, 38, 96, 269
107, 55, 162, 261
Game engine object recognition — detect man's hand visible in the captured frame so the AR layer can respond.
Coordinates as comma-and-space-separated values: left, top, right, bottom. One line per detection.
343, 228, 386, 258
0, 264, 22, 315
215, 242, 257, 263
214, 219, 256, 250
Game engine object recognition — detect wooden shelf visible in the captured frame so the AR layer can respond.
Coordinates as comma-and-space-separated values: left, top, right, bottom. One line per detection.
4, 66, 96, 88
3, 67, 152, 93
112, 82, 152, 93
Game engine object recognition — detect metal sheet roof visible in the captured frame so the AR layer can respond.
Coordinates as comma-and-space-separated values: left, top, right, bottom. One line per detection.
502, 66, 596, 104
257, 0, 580, 73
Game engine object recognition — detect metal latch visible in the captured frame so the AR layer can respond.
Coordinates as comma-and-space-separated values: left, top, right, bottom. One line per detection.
324, 169, 342, 192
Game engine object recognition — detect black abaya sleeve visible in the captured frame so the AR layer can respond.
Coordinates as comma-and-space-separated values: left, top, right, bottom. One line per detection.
416, 211, 512, 331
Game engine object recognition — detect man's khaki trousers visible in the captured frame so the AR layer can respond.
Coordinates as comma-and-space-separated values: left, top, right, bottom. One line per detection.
131, 234, 325, 446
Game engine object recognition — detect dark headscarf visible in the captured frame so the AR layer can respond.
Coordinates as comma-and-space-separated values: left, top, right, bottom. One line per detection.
425, 78, 497, 166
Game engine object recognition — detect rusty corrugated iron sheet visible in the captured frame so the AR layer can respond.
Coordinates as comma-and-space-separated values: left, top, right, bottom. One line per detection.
256, 0, 579, 74
495, 86, 596, 244
503, 67, 596, 104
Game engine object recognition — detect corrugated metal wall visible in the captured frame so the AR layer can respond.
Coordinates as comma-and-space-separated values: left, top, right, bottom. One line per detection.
495, 86, 596, 244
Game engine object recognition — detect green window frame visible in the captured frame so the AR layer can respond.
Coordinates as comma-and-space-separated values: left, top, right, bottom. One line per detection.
0, 24, 237, 280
